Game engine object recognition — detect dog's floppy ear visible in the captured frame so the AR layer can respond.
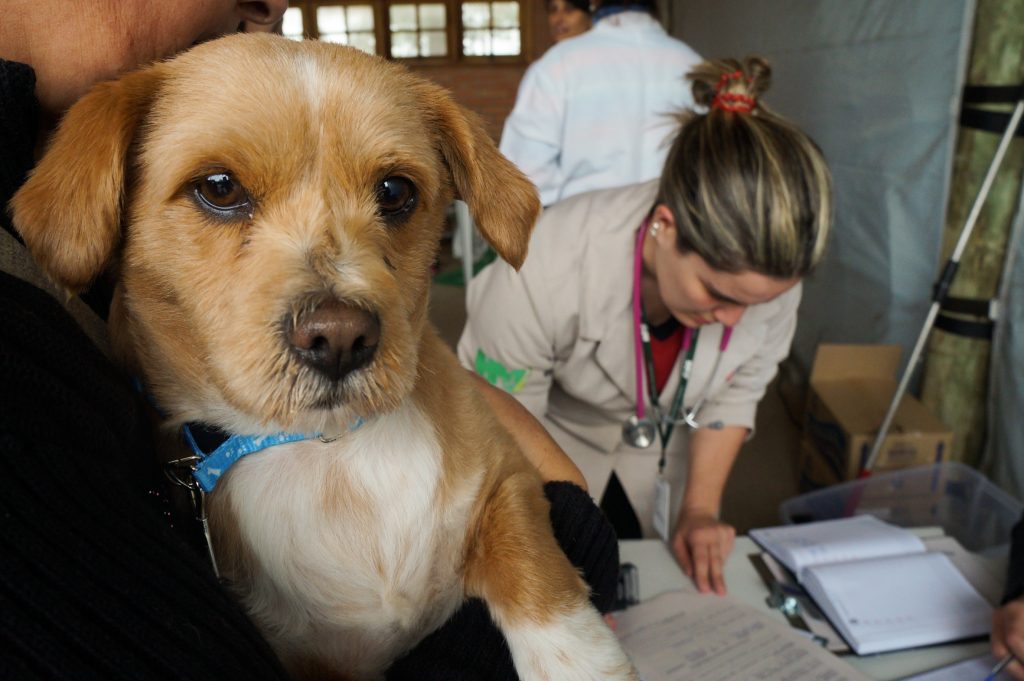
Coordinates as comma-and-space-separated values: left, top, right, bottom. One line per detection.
10, 65, 163, 294
421, 85, 541, 271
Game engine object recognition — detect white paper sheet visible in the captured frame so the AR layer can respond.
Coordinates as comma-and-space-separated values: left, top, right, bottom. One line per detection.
615, 590, 871, 681
801, 552, 992, 655
749, 515, 926, 575
922, 535, 1004, 606
900, 653, 1000, 680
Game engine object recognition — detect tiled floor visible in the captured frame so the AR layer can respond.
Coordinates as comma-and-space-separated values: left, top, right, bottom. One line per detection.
428, 250, 802, 534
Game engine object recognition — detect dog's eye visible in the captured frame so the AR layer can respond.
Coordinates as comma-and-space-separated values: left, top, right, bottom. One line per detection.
376, 177, 417, 222
194, 173, 252, 218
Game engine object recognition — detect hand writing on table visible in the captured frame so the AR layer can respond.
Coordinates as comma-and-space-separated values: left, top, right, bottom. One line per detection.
991, 598, 1024, 680
671, 508, 736, 595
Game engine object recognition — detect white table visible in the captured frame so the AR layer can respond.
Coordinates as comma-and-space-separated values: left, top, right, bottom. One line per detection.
619, 538, 992, 681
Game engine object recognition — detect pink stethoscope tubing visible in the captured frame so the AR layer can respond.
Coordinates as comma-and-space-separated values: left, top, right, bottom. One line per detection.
632, 218, 732, 428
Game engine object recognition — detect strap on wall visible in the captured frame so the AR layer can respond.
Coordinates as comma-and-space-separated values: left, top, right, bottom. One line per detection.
938, 83, 1023, 339
960, 84, 1024, 136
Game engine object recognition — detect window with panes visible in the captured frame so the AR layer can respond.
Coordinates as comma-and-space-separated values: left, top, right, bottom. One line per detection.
461, 2, 521, 57
283, 1, 525, 61
389, 3, 447, 58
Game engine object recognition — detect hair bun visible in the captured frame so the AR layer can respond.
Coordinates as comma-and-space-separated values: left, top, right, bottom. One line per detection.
689, 56, 772, 111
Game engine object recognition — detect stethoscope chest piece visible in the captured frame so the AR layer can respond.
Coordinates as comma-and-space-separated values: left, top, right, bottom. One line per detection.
622, 414, 657, 449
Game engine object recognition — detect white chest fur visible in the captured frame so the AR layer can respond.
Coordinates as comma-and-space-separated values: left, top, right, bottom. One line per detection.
216, 401, 477, 675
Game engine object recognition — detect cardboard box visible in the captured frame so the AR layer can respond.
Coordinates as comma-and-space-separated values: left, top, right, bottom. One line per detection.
798, 344, 953, 489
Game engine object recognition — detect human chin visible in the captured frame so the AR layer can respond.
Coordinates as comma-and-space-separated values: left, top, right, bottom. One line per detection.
671, 311, 711, 328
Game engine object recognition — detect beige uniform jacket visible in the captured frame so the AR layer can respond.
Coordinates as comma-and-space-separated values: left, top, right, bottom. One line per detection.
458, 181, 801, 536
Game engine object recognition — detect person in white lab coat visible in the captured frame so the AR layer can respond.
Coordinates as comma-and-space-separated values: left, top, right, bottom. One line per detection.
460, 57, 833, 595
499, 0, 701, 207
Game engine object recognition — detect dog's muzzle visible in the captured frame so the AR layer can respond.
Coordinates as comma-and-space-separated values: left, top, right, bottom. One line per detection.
286, 298, 380, 382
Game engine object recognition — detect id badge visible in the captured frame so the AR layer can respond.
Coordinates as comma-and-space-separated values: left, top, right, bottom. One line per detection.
652, 475, 671, 542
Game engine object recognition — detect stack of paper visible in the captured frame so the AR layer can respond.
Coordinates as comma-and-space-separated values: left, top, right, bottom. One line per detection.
615, 590, 872, 681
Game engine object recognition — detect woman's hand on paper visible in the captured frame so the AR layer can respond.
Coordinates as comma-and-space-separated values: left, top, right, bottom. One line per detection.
672, 426, 744, 595
992, 598, 1024, 679
671, 508, 736, 595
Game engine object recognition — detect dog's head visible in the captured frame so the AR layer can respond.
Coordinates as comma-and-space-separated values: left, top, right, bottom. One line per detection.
11, 33, 540, 435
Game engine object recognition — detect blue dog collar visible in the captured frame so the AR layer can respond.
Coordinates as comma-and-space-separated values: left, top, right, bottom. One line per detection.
182, 417, 364, 492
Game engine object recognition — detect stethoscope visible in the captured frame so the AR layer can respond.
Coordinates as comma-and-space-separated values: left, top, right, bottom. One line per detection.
621, 218, 733, 456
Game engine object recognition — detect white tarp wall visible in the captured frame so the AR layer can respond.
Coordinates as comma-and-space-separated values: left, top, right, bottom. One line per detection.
670, 0, 973, 371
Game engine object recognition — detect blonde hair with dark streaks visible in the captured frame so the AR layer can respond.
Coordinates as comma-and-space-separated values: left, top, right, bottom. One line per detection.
657, 56, 832, 277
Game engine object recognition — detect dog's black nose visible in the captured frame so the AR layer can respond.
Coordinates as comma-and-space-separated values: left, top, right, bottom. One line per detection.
287, 299, 380, 382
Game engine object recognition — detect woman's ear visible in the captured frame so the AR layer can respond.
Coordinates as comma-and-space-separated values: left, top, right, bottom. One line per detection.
652, 204, 677, 244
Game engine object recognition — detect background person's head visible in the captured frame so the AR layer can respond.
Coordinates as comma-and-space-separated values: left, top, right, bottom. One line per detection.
649, 56, 832, 327
546, 0, 591, 43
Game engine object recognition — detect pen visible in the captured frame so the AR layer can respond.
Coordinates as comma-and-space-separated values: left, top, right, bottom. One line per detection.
985, 653, 1015, 681
791, 628, 829, 647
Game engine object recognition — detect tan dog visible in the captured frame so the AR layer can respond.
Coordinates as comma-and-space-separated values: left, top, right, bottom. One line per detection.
12, 33, 636, 681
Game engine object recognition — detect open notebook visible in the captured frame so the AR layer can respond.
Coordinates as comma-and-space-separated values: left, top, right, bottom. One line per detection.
749, 515, 993, 655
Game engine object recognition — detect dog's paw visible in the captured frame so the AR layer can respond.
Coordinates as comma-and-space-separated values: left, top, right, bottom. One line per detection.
504, 606, 638, 681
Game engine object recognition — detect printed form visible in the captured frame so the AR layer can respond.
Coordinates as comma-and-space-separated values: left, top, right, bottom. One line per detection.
615, 590, 871, 681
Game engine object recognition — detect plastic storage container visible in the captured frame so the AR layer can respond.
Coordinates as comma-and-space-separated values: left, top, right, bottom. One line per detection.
779, 462, 1022, 555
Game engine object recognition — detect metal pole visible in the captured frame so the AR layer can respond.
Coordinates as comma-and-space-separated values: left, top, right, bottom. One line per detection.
455, 200, 475, 287
862, 98, 1024, 474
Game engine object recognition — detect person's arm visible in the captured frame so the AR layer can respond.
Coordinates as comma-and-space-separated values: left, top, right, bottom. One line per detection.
670, 288, 803, 594
991, 514, 1024, 679
669, 425, 745, 595
457, 208, 571, 425
472, 373, 586, 490
992, 600, 1024, 680
499, 60, 566, 207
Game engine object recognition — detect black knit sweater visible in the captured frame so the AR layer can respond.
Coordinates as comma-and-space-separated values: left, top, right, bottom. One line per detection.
1004, 513, 1024, 604
0, 59, 619, 680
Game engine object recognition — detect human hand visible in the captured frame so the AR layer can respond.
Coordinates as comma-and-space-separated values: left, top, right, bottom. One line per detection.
992, 598, 1024, 680
670, 508, 736, 595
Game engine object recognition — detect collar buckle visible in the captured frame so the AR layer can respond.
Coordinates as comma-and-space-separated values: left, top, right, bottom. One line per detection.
164, 454, 221, 578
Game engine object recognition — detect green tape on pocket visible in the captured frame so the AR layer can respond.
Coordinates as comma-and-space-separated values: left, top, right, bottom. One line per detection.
475, 348, 529, 393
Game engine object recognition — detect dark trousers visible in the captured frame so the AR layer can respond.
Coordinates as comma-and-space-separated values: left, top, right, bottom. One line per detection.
599, 472, 642, 540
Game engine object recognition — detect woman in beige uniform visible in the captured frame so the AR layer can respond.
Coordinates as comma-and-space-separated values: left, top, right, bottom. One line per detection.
459, 56, 832, 595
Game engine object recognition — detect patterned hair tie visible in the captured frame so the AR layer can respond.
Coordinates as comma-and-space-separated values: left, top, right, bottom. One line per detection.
711, 70, 756, 113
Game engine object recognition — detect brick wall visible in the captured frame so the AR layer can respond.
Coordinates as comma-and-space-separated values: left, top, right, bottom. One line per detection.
406, 64, 528, 141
